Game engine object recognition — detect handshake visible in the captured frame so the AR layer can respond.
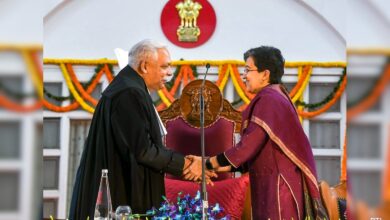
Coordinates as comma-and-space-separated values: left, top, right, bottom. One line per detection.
182, 155, 217, 186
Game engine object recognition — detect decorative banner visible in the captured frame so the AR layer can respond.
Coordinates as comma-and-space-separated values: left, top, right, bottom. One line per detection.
160, 0, 216, 48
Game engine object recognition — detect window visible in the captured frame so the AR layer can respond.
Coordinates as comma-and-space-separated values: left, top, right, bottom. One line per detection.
349, 170, 381, 206
77, 83, 102, 110
348, 124, 381, 159
0, 122, 20, 159
309, 82, 340, 112
315, 156, 341, 186
43, 157, 60, 190
43, 118, 60, 149
0, 76, 23, 103
44, 83, 63, 108
310, 121, 340, 149
347, 77, 381, 112
91, 83, 102, 100
347, 54, 387, 207
66, 120, 91, 214
43, 199, 58, 219
0, 172, 19, 211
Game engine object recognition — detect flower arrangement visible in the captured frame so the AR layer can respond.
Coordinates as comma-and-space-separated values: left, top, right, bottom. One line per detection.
50, 191, 230, 220
138, 191, 230, 220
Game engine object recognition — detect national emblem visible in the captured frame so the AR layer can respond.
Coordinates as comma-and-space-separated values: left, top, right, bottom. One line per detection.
175, 0, 203, 42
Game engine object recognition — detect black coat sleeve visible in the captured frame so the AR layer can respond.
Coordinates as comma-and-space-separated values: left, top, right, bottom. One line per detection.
111, 89, 184, 176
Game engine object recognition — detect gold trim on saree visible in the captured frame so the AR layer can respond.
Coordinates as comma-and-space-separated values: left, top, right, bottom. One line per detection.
223, 152, 238, 168
251, 116, 319, 191
277, 174, 282, 220
280, 174, 301, 220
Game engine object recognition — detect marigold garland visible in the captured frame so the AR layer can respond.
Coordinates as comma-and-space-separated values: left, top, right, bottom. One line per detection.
158, 90, 172, 107
341, 130, 347, 182
60, 63, 95, 113
289, 66, 308, 98
162, 87, 175, 103
5, 47, 347, 116
32, 50, 43, 81
165, 65, 182, 90
156, 103, 167, 111
43, 99, 80, 112
42, 59, 345, 72
230, 64, 255, 103
40, 59, 348, 117
44, 58, 118, 65
44, 88, 73, 101
0, 49, 44, 112
171, 60, 346, 68
183, 66, 189, 86
0, 81, 37, 99
215, 64, 226, 88
23, 49, 44, 99
347, 48, 390, 55
291, 66, 313, 103
103, 64, 115, 82
158, 64, 197, 103
298, 97, 304, 123
217, 64, 230, 91
0, 43, 42, 51
347, 61, 390, 120
297, 73, 347, 118
237, 104, 248, 112
181, 65, 196, 87
44, 64, 112, 102
152, 62, 345, 118
189, 65, 197, 80
0, 95, 42, 112
384, 125, 390, 201
66, 64, 99, 106
29, 52, 83, 112
228, 64, 251, 104
170, 70, 183, 96
26, 51, 84, 113
43, 68, 104, 112
42, 66, 104, 112
296, 69, 346, 109
296, 67, 305, 123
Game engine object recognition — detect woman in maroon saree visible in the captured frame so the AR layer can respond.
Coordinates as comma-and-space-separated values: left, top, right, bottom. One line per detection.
190, 46, 328, 219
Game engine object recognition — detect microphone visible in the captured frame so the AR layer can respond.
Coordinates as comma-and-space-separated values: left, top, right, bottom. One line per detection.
201, 63, 211, 88
200, 63, 210, 220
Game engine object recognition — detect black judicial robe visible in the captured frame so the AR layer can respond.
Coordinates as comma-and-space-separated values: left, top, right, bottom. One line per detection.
69, 65, 185, 220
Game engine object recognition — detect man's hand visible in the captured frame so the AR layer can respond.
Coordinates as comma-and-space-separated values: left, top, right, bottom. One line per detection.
196, 172, 216, 186
183, 155, 202, 181
182, 155, 218, 185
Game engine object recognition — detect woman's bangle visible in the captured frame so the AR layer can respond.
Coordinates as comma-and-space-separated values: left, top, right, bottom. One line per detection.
205, 158, 213, 170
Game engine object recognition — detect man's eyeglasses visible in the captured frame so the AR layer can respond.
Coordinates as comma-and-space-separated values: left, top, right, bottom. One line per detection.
243, 68, 258, 74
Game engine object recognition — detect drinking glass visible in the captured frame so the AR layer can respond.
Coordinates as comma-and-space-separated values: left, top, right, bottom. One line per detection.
115, 205, 132, 220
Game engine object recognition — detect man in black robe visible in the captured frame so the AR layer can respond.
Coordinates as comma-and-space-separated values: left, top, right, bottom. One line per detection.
68, 39, 205, 219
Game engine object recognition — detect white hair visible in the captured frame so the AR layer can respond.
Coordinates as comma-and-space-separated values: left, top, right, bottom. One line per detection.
128, 39, 167, 69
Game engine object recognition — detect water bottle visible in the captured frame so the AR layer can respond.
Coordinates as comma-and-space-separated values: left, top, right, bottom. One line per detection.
94, 169, 113, 220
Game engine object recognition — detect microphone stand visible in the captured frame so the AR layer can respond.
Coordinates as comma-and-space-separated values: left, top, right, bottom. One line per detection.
200, 63, 210, 220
